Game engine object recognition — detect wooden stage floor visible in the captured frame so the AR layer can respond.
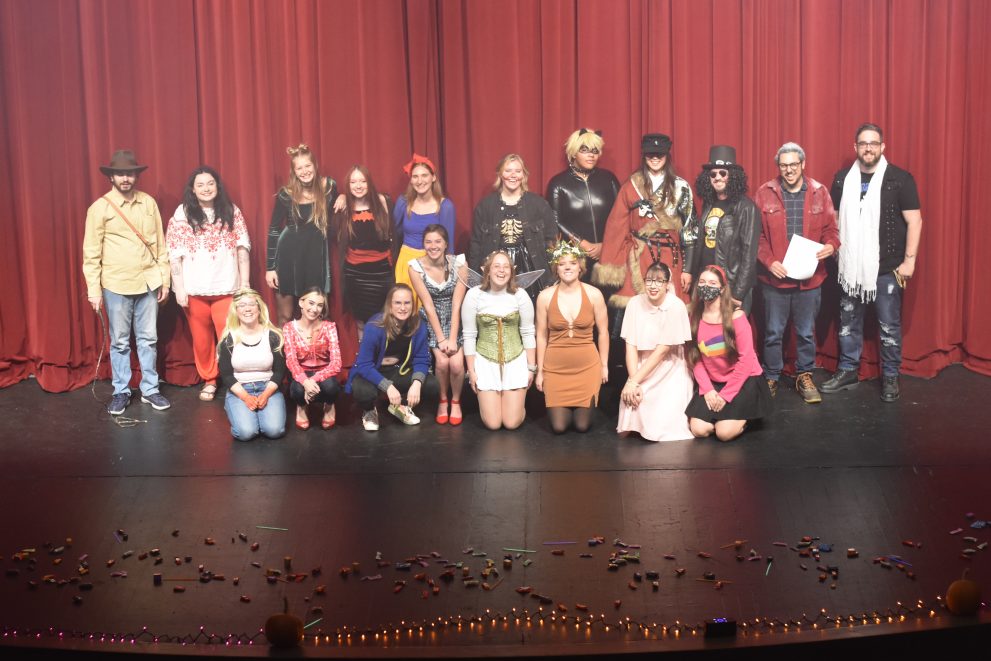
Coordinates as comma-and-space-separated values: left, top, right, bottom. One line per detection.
1, 365, 988, 658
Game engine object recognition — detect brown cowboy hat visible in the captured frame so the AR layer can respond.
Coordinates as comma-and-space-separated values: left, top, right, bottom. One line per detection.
99, 149, 149, 175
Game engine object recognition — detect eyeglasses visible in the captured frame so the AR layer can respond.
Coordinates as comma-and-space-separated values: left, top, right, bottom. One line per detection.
644, 279, 669, 287
778, 162, 802, 171
856, 141, 882, 149
577, 146, 600, 155
708, 169, 729, 180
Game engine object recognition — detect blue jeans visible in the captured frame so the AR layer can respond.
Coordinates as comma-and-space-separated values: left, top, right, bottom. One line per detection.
103, 288, 160, 396
761, 284, 821, 380
224, 381, 287, 441
837, 272, 903, 377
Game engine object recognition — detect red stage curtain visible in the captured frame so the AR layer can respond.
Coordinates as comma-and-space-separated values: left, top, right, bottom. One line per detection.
0, 0, 987, 392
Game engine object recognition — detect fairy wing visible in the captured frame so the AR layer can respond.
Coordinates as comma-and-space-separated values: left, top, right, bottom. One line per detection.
515, 269, 545, 290
461, 266, 484, 288
459, 265, 544, 290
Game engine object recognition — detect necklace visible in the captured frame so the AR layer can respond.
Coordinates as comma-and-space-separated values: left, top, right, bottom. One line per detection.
570, 162, 593, 178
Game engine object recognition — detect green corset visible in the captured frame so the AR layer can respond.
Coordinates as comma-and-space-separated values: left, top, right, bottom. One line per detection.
476, 311, 523, 364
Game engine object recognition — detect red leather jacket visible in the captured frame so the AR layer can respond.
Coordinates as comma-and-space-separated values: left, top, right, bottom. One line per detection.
755, 176, 839, 290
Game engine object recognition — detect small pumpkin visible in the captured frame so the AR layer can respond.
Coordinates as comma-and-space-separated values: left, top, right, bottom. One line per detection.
265, 597, 304, 647
945, 569, 981, 616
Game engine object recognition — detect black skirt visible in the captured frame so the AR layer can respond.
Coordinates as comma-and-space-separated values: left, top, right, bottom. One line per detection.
685, 374, 774, 422
343, 259, 394, 323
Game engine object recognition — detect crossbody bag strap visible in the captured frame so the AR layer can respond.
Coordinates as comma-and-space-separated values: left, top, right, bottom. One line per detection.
102, 195, 157, 260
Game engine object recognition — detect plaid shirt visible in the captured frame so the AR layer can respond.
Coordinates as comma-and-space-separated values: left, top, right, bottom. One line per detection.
781, 179, 808, 240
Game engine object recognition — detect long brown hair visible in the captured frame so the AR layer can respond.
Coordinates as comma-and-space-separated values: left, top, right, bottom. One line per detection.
421, 224, 452, 283
283, 144, 330, 236
685, 266, 737, 367
334, 165, 391, 253
375, 284, 421, 341
637, 152, 679, 208
403, 162, 444, 214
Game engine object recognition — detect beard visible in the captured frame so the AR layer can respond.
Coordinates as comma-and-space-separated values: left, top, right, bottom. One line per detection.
857, 151, 879, 169
112, 179, 135, 195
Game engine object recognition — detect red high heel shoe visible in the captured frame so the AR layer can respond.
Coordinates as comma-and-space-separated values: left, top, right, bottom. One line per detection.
436, 398, 449, 425
321, 404, 336, 429
295, 406, 310, 430
448, 399, 462, 426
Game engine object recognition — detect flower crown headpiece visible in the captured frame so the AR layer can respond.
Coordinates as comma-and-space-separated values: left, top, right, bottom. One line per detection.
547, 240, 587, 265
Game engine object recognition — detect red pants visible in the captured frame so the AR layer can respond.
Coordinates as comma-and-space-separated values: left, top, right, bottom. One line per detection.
184, 295, 232, 383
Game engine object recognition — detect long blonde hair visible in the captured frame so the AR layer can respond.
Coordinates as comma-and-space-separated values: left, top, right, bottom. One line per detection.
221, 289, 284, 351
284, 144, 330, 236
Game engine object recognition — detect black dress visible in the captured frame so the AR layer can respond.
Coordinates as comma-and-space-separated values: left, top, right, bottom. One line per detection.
341, 208, 394, 323
267, 179, 337, 297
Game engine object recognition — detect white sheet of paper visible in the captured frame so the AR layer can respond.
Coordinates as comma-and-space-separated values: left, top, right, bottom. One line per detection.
781, 234, 824, 281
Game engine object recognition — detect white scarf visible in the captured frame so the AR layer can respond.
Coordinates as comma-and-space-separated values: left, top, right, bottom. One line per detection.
838, 155, 887, 302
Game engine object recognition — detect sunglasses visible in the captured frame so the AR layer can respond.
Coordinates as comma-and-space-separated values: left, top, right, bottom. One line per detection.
708, 169, 729, 180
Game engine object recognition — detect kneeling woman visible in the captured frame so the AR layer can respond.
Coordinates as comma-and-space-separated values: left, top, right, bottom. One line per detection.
535, 243, 609, 433
685, 265, 772, 442
218, 289, 287, 441
283, 287, 342, 430
462, 251, 536, 430
617, 262, 693, 442
346, 284, 435, 431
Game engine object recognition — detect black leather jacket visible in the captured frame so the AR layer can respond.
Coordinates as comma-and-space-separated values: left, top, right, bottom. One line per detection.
685, 195, 761, 301
545, 168, 620, 245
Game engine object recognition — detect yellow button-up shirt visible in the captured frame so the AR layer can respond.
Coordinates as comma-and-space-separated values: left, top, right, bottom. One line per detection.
82, 189, 170, 298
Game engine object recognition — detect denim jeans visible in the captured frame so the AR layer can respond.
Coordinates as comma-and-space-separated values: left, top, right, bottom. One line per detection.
761, 284, 821, 381
837, 272, 902, 377
224, 381, 286, 441
103, 288, 160, 396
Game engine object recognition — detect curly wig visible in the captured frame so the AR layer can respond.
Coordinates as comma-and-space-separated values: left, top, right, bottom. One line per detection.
694, 167, 748, 205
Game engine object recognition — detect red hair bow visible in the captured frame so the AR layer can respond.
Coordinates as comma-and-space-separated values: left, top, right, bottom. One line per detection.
403, 153, 436, 177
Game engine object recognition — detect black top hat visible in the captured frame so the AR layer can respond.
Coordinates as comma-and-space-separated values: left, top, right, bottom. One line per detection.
641, 133, 672, 156
99, 150, 149, 176
702, 145, 742, 170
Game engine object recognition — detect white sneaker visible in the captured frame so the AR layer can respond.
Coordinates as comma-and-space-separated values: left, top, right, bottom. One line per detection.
362, 408, 380, 431
388, 404, 420, 425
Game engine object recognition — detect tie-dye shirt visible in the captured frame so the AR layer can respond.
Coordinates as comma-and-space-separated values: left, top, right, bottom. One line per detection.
692, 314, 763, 402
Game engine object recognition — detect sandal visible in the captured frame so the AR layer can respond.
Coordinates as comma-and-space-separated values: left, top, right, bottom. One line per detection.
449, 399, 462, 426
436, 397, 449, 425
199, 383, 217, 401
321, 403, 336, 430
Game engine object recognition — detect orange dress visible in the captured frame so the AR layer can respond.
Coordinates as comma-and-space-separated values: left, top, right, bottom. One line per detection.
542, 285, 601, 407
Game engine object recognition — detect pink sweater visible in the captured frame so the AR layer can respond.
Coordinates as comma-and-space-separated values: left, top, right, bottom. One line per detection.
692, 314, 763, 402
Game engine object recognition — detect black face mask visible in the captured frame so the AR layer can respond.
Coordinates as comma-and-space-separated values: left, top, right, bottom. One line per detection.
698, 285, 722, 302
